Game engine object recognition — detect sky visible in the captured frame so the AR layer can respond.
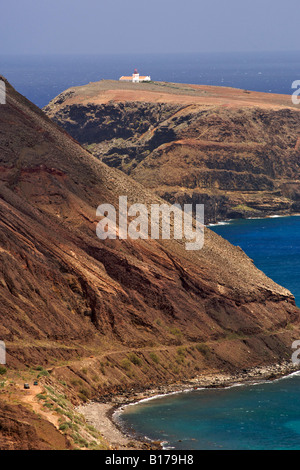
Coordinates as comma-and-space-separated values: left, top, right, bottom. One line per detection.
1, 0, 299, 55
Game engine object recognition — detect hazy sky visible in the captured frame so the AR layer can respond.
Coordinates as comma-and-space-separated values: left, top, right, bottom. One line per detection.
1, 0, 299, 55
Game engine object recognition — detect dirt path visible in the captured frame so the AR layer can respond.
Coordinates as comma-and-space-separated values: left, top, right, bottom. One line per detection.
17, 383, 60, 428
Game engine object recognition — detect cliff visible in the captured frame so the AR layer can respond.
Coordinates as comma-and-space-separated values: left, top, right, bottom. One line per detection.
1, 77, 300, 448
44, 80, 300, 223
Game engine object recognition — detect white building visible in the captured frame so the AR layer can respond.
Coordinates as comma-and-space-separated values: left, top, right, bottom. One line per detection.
119, 69, 151, 83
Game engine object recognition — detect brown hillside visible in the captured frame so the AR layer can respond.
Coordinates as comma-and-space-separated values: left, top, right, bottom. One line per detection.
2, 76, 300, 448
0, 75, 299, 392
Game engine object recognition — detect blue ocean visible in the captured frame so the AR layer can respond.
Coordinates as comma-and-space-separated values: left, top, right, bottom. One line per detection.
2, 52, 300, 450
212, 216, 300, 306
119, 217, 300, 450
1, 51, 300, 108
118, 372, 300, 450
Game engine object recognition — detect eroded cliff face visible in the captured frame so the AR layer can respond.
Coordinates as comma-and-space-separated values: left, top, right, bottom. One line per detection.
44, 80, 300, 223
0, 76, 300, 402
0, 400, 72, 450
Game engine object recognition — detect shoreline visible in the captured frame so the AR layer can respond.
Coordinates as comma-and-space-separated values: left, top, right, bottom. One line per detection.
77, 360, 300, 450
207, 212, 300, 227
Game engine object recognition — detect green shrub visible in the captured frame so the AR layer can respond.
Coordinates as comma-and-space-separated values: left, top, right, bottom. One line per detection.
177, 347, 186, 357
43, 402, 54, 409
59, 422, 71, 432
36, 393, 47, 401
78, 393, 89, 403
121, 359, 131, 371
128, 353, 142, 367
71, 433, 89, 448
195, 343, 210, 356
60, 410, 73, 420
79, 388, 90, 399
149, 352, 159, 364
37, 369, 50, 378
169, 327, 182, 337
0, 367, 7, 376
88, 441, 100, 449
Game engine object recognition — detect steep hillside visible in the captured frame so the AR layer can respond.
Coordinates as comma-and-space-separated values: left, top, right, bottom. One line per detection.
1, 77, 300, 447
44, 80, 300, 223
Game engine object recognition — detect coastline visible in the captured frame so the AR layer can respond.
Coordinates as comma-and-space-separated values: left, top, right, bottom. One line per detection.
76, 213, 300, 450
76, 360, 300, 450
207, 212, 300, 227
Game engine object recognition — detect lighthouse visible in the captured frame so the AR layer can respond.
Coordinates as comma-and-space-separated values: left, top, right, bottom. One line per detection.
119, 69, 151, 83
132, 68, 140, 83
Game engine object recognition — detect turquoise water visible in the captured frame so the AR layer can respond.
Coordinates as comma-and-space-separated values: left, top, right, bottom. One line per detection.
119, 373, 300, 450
119, 216, 300, 450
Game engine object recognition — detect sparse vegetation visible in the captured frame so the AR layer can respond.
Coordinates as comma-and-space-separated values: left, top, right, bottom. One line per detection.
177, 347, 186, 357
78, 388, 90, 402
195, 343, 210, 357
149, 352, 160, 364
232, 204, 256, 212
37, 368, 50, 378
121, 359, 132, 371
34, 383, 108, 449
128, 353, 142, 367
59, 422, 71, 431
169, 327, 182, 337
36, 393, 47, 401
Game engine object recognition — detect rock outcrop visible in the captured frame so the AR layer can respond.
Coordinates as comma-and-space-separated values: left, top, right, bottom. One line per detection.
0, 400, 72, 450
44, 80, 300, 223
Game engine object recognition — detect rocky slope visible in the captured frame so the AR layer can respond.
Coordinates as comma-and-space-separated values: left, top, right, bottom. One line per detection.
1, 77, 300, 448
44, 80, 300, 223
0, 400, 72, 450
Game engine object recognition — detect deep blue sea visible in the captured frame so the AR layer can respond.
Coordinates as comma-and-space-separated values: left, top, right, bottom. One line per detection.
119, 216, 300, 450
2, 52, 300, 450
1, 51, 300, 108
212, 216, 300, 306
